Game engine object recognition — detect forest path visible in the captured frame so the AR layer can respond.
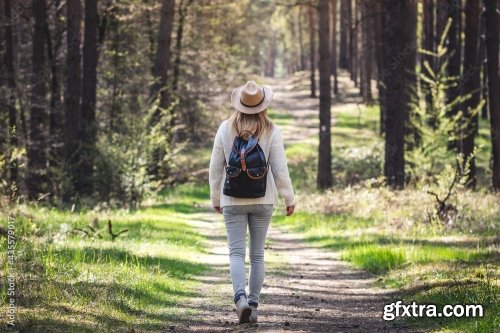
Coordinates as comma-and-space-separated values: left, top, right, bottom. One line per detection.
175, 72, 420, 332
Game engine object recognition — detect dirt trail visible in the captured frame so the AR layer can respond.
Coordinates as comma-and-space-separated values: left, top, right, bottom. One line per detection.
175, 73, 421, 332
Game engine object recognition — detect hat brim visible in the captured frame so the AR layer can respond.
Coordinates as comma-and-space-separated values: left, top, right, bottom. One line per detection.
230, 86, 274, 114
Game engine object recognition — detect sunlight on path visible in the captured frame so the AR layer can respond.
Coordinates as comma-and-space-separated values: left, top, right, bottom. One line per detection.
172, 74, 423, 332
176, 207, 423, 332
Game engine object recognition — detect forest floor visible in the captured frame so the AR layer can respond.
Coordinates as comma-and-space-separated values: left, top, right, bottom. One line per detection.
176, 207, 418, 333
2, 71, 496, 333
174, 73, 423, 332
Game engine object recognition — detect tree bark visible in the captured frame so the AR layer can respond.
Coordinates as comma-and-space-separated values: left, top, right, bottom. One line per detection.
148, 0, 175, 179
373, 0, 385, 134
330, 0, 338, 94
309, 5, 317, 98
459, 0, 480, 187
317, 0, 332, 189
381, 0, 417, 188
446, 0, 461, 149
172, 0, 194, 93
350, 0, 358, 86
78, 0, 99, 195
4, 0, 18, 186
479, 9, 488, 119
150, 0, 175, 109
298, 6, 306, 71
484, 0, 500, 189
63, 0, 83, 203
339, 0, 349, 69
27, 0, 49, 199
47, 0, 65, 175
361, 0, 373, 102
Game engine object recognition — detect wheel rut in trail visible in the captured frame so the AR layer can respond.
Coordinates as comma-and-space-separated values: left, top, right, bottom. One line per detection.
177, 209, 423, 332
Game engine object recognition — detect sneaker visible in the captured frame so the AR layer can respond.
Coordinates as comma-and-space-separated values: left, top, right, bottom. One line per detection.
235, 296, 251, 324
249, 304, 258, 323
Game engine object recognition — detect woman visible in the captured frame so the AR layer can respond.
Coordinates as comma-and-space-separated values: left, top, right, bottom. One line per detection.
209, 80, 296, 324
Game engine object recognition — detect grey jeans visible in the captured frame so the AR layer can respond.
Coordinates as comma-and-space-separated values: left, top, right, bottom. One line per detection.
222, 204, 274, 305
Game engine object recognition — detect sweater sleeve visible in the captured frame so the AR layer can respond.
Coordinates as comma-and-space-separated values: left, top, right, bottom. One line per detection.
269, 127, 296, 207
209, 122, 226, 207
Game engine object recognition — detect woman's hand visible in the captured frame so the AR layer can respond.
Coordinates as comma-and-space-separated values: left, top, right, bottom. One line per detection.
286, 205, 295, 216
214, 206, 222, 214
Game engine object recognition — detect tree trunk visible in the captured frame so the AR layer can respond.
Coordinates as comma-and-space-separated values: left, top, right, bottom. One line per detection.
361, 0, 373, 103
265, 33, 277, 77
4, 0, 18, 186
339, 0, 349, 69
317, 0, 332, 189
148, 0, 175, 179
479, 10, 488, 119
309, 5, 317, 98
78, 0, 99, 196
350, 0, 358, 86
330, 0, 338, 94
298, 6, 306, 71
381, 0, 417, 188
373, 0, 385, 134
63, 0, 83, 203
27, 0, 49, 199
47, 0, 65, 177
484, 0, 500, 189
459, 0, 480, 188
172, 0, 193, 93
150, 0, 175, 109
446, 0, 461, 149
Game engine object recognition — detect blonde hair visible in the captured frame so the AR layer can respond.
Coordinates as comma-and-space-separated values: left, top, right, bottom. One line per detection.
229, 109, 274, 139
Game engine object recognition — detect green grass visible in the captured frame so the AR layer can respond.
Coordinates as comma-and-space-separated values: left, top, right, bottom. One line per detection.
0, 186, 211, 332
273, 208, 498, 332
276, 99, 499, 332
342, 246, 406, 274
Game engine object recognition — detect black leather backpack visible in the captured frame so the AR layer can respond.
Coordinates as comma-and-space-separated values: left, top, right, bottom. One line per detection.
223, 130, 269, 198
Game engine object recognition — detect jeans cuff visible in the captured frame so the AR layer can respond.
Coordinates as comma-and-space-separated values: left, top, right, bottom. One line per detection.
234, 290, 246, 304
248, 300, 258, 307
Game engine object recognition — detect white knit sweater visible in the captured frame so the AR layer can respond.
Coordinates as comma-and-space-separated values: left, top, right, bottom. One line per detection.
209, 120, 295, 208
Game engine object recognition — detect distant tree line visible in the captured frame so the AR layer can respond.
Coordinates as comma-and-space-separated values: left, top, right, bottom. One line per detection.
276, 0, 498, 191
0, 0, 280, 207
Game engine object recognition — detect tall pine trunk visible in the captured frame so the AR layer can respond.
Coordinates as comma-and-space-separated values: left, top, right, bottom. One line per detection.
317, 0, 332, 189
78, 0, 99, 195
148, 0, 175, 179
350, 0, 357, 85
459, 0, 480, 187
373, 0, 385, 134
27, 0, 49, 199
339, 0, 349, 69
47, 0, 65, 175
446, 0, 461, 150
309, 5, 317, 98
381, 0, 417, 188
63, 0, 83, 203
330, 0, 338, 94
4, 0, 18, 187
361, 0, 373, 103
298, 6, 306, 71
484, 0, 500, 189
150, 0, 175, 109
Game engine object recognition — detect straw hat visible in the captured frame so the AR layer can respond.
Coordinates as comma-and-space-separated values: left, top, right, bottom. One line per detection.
231, 80, 273, 114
